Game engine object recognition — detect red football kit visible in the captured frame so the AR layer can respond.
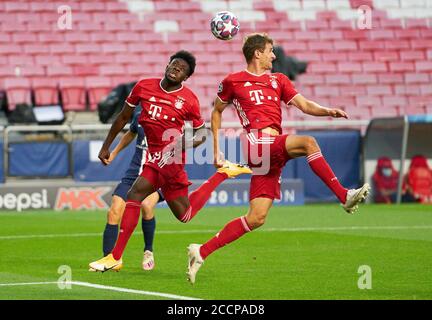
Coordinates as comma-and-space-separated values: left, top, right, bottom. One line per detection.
110, 78, 232, 261
126, 78, 205, 201
199, 71, 350, 261
217, 70, 299, 200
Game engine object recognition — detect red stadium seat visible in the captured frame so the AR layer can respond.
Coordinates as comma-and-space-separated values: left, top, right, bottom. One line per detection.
0, 0, 431, 120
30, 2, 56, 13
37, 33, 64, 43
378, 73, 404, 84
155, 1, 180, 11
8, 55, 34, 65
4, 78, 32, 110
85, 77, 112, 111
366, 85, 392, 96
79, 2, 106, 12
0, 66, 16, 77
64, 32, 91, 43
35, 55, 61, 66
59, 77, 87, 111
61, 54, 89, 65
32, 77, 59, 106
125, 64, 154, 77
344, 106, 371, 120
46, 65, 73, 77
179, 1, 201, 12
20, 65, 45, 77
4, 2, 30, 12
382, 96, 408, 108
99, 65, 126, 76
106, 2, 128, 13
403, 106, 427, 115
324, 74, 351, 85
405, 73, 430, 84
73, 66, 99, 76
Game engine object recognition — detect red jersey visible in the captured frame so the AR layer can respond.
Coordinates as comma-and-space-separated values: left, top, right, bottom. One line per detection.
126, 78, 205, 153
217, 70, 299, 134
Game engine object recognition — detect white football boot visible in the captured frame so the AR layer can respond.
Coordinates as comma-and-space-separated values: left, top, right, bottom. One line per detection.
342, 183, 371, 214
142, 250, 155, 271
187, 244, 204, 285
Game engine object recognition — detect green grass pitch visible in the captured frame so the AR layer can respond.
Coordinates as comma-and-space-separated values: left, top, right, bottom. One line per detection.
0, 204, 431, 300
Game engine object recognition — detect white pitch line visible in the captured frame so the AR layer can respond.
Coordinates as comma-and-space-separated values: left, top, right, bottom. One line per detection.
263, 225, 432, 232
0, 281, 201, 300
1, 225, 432, 240
0, 281, 58, 287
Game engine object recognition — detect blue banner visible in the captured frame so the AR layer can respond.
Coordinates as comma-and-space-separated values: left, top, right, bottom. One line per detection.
9, 142, 69, 177
158, 179, 304, 207
73, 140, 135, 182
294, 130, 361, 202
0, 142, 3, 182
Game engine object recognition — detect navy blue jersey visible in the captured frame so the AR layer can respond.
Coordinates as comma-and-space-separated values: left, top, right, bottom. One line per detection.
120, 107, 147, 185
113, 107, 165, 202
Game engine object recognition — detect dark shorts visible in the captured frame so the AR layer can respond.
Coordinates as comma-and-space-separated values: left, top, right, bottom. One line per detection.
241, 132, 291, 201
113, 179, 165, 203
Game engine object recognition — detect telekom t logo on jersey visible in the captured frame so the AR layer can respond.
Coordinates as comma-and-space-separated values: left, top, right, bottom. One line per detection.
249, 90, 264, 105
149, 104, 162, 120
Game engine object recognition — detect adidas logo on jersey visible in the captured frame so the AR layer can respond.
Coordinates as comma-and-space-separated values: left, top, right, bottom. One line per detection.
244, 82, 252, 87
149, 96, 156, 102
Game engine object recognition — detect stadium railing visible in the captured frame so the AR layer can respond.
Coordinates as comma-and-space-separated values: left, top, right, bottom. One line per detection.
0, 120, 369, 182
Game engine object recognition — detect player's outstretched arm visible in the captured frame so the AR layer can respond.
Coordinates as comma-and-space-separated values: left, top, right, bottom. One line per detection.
191, 125, 209, 149
106, 130, 137, 164
179, 124, 209, 151
290, 94, 348, 119
99, 103, 135, 165
211, 97, 228, 168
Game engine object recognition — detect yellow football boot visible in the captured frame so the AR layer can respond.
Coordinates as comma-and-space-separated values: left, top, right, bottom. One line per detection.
89, 254, 123, 272
217, 160, 252, 178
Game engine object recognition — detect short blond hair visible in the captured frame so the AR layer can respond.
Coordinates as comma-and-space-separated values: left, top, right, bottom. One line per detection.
242, 33, 274, 63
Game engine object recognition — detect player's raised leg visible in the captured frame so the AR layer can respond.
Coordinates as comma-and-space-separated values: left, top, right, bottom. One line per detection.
140, 191, 160, 270
167, 161, 252, 223
187, 197, 272, 284
284, 135, 369, 213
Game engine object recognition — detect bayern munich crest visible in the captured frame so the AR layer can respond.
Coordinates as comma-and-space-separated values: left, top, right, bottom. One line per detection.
271, 79, 278, 89
174, 98, 184, 109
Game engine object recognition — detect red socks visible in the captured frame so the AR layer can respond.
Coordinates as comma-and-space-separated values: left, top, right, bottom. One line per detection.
111, 173, 228, 259
307, 151, 348, 203
178, 172, 227, 223
112, 200, 141, 260
200, 216, 251, 259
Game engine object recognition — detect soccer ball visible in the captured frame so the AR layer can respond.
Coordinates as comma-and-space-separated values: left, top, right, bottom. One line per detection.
210, 11, 240, 41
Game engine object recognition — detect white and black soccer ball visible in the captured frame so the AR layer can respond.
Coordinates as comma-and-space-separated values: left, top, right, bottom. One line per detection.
210, 11, 240, 41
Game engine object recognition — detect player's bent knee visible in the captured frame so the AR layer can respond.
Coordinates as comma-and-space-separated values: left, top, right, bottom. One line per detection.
246, 213, 267, 230
107, 207, 122, 224
141, 206, 154, 220
304, 136, 319, 153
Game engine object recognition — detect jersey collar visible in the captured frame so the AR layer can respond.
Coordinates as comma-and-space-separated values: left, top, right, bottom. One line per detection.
159, 79, 184, 94
244, 69, 267, 77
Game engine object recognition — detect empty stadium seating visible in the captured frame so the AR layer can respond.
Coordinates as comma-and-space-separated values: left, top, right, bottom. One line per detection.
0, 0, 431, 122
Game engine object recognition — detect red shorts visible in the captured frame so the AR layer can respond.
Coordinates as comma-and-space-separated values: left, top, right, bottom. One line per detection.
241, 132, 291, 201
140, 149, 191, 201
